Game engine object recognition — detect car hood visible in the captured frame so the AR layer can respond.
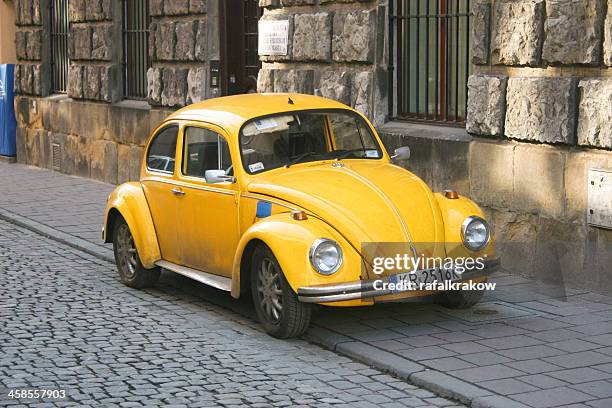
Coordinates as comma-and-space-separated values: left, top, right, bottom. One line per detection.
247, 161, 446, 261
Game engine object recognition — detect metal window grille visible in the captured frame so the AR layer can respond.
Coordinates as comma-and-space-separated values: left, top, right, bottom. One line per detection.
50, 0, 69, 93
243, 0, 262, 91
123, 0, 150, 100
390, 0, 473, 125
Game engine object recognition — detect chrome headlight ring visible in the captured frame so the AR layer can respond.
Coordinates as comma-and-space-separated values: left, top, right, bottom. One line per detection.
461, 216, 491, 251
309, 238, 343, 275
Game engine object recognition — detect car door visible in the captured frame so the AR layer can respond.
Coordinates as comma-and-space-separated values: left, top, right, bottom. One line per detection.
175, 123, 240, 277
141, 123, 182, 265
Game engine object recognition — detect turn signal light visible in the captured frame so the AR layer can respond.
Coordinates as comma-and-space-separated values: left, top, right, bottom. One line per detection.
444, 190, 459, 199
292, 210, 308, 221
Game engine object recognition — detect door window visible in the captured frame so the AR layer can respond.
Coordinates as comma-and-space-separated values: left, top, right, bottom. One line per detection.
183, 127, 232, 183
146, 125, 178, 174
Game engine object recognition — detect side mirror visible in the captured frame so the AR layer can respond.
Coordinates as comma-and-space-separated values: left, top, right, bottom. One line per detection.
391, 146, 411, 161
205, 170, 235, 184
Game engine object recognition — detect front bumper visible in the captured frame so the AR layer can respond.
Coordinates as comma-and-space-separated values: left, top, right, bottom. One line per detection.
297, 257, 501, 303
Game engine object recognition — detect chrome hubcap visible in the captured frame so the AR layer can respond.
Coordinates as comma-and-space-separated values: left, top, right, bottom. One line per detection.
116, 224, 137, 279
257, 258, 283, 323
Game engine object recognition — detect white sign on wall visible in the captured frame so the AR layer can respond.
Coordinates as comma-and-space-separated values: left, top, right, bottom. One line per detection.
258, 20, 289, 56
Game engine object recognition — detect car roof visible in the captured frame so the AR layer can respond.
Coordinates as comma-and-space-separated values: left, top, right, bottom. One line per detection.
165, 93, 355, 133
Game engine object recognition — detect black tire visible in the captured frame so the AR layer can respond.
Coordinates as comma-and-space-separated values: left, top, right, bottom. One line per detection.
436, 287, 485, 309
250, 245, 311, 339
112, 217, 160, 289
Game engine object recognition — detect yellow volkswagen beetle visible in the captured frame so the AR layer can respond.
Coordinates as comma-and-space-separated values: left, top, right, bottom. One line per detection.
103, 93, 499, 338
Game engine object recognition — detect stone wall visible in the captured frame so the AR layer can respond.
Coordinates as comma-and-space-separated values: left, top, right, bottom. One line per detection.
256, 0, 387, 125
13, 0, 47, 96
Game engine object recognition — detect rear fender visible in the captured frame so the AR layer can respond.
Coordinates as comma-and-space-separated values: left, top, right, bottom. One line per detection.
104, 182, 161, 269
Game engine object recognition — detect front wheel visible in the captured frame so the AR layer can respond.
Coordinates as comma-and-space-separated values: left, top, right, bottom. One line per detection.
251, 245, 311, 338
113, 217, 160, 289
435, 287, 485, 309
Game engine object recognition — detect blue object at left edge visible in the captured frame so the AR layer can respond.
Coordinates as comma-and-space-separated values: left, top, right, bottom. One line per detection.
256, 201, 272, 218
0, 64, 17, 157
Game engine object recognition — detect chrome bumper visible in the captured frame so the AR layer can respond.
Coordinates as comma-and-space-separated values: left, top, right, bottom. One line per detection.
297, 257, 501, 303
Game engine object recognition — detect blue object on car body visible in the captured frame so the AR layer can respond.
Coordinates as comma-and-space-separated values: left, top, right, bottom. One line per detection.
0, 64, 17, 157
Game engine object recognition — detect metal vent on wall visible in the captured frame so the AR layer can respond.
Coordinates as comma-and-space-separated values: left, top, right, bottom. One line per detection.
52, 143, 61, 170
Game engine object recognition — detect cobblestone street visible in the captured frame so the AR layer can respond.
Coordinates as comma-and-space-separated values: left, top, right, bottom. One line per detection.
0, 219, 462, 407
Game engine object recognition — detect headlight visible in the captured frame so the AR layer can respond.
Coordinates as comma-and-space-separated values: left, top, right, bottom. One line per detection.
309, 238, 343, 275
461, 216, 490, 251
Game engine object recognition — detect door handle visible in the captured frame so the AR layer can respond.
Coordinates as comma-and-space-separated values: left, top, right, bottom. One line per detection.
171, 188, 186, 196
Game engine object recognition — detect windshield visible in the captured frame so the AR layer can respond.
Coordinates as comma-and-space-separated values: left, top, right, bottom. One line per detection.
239, 110, 383, 174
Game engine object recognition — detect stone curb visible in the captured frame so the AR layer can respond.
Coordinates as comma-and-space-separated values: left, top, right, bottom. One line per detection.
0, 207, 114, 264
0, 205, 520, 408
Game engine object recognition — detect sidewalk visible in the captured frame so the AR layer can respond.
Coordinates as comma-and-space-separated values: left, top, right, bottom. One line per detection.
1, 161, 611, 408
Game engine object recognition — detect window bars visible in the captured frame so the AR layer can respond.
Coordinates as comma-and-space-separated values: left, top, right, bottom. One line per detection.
390, 0, 473, 125
123, 0, 150, 100
50, 0, 69, 94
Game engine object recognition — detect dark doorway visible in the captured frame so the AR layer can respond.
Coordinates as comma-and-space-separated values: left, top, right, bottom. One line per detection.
220, 0, 262, 96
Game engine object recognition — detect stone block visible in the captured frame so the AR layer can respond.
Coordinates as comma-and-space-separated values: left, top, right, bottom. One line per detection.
605, 1, 612, 65
86, 0, 111, 21
15, 127, 27, 164
15, 31, 27, 60
316, 70, 352, 105
273, 69, 314, 94
13, 65, 21, 94
292, 13, 332, 61
31, 64, 41, 95
513, 143, 566, 218
39, 130, 51, 169
281, 0, 315, 5
194, 20, 207, 61
26, 29, 42, 60
70, 26, 91, 60
155, 22, 175, 61
117, 144, 131, 184
69, 0, 86, 22
20, 65, 33, 95
17, 0, 32, 25
91, 24, 113, 61
147, 68, 163, 106
32, 0, 40, 24
130, 146, 144, 180
332, 9, 376, 63
175, 21, 197, 61
577, 78, 612, 149
491, 0, 544, 66
164, 0, 189, 15
542, 0, 605, 65
466, 74, 507, 136
100, 66, 111, 102
469, 140, 515, 208
68, 65, 84, 99
83, 66, 100, 100
190, 0, 207, 14
505, 77, 577, 144
150, 0, 164, 16
260, 0, 280, 6
431, 139, 470, 195
25, 128, 42, 167
161, 68, 188, 107
471, 1, 490, 64
351, 71, 373, 119
186, 67, 207, 105
91, 140, 118, 184
257, 69, 275, 93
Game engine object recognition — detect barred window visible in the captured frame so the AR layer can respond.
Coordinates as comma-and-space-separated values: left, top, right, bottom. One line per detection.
50, 0, 69, 93
123, 0, 150, 100
391, 0, 473, 125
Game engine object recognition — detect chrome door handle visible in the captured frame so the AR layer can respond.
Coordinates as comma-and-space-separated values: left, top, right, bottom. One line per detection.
171, 188, 186, 196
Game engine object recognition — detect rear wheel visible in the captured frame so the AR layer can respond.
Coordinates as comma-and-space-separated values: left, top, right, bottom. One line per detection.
113, 217, 160, 289
436, 287, 485, 309
251, 245, 311, 338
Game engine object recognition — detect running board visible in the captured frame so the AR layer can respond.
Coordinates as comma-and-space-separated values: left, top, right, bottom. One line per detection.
155, 260, 232, 292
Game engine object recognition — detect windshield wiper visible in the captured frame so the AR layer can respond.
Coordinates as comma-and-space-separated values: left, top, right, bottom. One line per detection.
285, 152, 319, 168
335, 148, 366, 160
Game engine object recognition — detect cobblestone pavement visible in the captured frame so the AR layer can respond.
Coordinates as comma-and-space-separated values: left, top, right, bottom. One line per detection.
0, 219, 463, 407
2, 162, 612, 407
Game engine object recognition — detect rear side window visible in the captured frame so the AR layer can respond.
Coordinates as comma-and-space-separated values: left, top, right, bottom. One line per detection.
147, 126, 179, 174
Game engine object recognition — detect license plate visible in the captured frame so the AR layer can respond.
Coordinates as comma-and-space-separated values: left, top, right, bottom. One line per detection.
388, 268, 461, 293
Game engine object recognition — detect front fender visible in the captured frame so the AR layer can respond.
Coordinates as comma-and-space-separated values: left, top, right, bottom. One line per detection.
104, 182, 161, 269
434, 193, 495, 259
231, 213, 362, 299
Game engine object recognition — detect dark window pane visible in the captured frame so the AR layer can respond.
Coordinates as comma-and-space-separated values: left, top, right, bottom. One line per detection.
147, 126, 178, 173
